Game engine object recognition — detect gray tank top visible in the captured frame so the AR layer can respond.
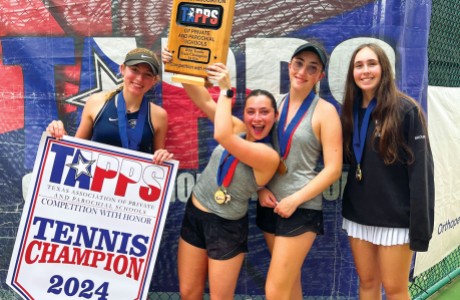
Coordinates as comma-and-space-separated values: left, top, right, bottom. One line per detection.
268, 94, 323, 211
193, 142, 270, 220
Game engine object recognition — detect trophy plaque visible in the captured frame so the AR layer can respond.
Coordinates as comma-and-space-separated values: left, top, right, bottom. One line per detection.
165, 0, 235, 85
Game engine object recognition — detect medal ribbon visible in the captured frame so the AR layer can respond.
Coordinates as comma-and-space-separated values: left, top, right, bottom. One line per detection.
216, 135, 271, 188
277, 90, 316, 159
116, 92, 148, 150
217, 150, 239, 188
352, 98, 377, 166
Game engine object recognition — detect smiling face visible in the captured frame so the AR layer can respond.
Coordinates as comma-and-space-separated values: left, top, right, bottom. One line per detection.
243, 94, 277, 141
120, 63, 159, 97
288, 51, 324, 93
353, 46, 382, 102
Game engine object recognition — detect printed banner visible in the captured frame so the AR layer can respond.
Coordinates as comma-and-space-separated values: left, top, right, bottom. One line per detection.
7, 133, 178, 300
0, 0, 447, 298
414, 86, 460, 275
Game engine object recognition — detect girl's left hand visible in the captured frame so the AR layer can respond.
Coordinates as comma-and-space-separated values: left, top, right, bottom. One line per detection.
274, 196, 299, 218
152, 149, 174, 164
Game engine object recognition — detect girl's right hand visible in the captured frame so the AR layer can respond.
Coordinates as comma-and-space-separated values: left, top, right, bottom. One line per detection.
46, 120, 67, 139
161, 47, 173, 63
206, 63, 231, 91
257, 188, 278, 208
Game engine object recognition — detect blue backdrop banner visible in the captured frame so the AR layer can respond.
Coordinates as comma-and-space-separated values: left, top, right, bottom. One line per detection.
0, 0, 431, 298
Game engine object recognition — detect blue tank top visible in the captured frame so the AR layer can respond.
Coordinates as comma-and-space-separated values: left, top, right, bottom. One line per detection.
91, 94, 155, 153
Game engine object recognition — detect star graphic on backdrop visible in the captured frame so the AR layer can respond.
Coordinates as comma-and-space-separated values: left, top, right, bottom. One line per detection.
66, 154, 96, 180
65, 52, 123, 107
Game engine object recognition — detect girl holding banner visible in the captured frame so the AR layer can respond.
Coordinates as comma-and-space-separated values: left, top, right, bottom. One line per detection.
163, 47, 280, 300
47, 47, 172, 163
256, 42, 343, 300
340, 43, 434, 299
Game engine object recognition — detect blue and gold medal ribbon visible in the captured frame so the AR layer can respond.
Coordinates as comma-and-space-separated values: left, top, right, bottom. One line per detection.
116, 92, 148, 150
352, 97, 377, 180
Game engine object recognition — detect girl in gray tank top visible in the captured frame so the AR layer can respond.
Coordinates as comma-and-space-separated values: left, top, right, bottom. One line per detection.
256, 42, 343, 300
162, 47, 281, 300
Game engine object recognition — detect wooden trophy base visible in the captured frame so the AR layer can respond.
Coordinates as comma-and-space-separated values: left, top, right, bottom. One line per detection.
171, 74, 206, 86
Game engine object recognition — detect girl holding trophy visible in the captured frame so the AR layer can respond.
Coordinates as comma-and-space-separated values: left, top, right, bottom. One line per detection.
163, 48, 280, 300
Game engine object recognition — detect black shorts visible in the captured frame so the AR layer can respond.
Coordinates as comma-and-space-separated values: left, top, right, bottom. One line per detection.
256, 202, 324, 236
180, 198, 248, 260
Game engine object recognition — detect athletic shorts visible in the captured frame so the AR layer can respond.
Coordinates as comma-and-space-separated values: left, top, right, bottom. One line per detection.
256, 202, 324, 236
180, 198, 248, 260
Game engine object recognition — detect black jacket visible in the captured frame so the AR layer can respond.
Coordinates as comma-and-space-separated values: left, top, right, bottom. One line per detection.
342, 97, 435, 252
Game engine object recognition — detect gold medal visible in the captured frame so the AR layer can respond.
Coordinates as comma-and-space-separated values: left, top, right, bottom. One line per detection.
277, 159, 288, 175
215, 188, 231, 204
355, 164, 362, 181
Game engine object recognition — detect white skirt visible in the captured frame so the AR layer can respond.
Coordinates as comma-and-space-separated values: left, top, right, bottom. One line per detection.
342, 218, 409, 246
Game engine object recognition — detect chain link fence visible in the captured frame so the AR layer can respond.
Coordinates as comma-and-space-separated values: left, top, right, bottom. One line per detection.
410, 0, 460, 296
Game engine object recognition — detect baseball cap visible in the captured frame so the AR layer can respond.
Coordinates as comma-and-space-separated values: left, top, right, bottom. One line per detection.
291, 43, 328, 69
123, 48, 160, 75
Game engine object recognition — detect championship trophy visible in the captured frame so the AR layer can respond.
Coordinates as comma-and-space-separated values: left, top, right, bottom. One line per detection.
165, 0, 235, 85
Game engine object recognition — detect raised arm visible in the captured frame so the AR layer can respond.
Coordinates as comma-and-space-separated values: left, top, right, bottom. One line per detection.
210, 63, 279, 186
209, 63, 243, 141
182, 82, 221, 123
162, 47, 243, 131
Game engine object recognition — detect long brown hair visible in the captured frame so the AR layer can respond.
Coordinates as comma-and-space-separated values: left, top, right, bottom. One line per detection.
341, 43, 424, 165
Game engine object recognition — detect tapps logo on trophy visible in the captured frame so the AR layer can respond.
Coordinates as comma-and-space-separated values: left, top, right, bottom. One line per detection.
165, 0, 235, 85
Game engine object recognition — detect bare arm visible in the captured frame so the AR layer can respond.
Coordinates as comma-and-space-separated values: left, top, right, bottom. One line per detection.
181, 81, 245, 134
182, 83, 221, 123
151, 103, 173, 163
151, 103, 168, 150
162, 47, 243, 132
211, 63, 279, 186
